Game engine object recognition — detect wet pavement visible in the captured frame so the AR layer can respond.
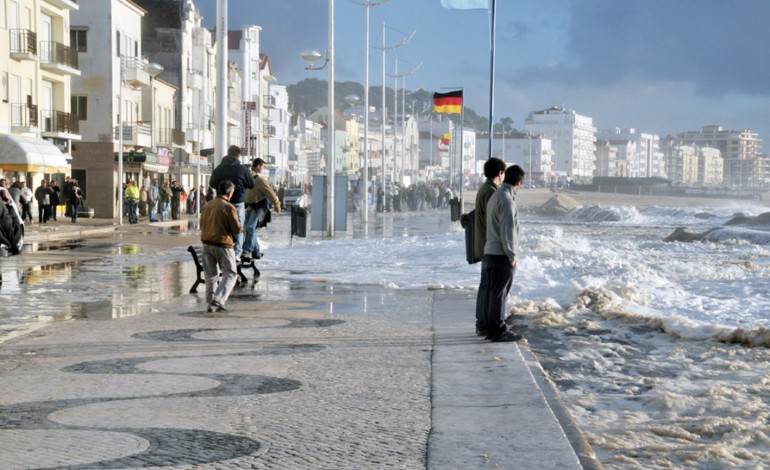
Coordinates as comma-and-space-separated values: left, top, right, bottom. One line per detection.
0, 210, 593, 469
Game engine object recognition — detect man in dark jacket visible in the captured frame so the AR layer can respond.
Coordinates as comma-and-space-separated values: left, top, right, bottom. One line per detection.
209, 145, 255, 260
474, 157, 506, 337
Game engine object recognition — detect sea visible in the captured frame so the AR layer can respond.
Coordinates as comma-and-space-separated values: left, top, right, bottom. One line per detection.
3, 192, 770, 468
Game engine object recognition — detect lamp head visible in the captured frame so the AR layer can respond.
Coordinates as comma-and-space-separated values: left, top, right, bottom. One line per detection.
145, 62, 164, 78
300, 49, 324, 69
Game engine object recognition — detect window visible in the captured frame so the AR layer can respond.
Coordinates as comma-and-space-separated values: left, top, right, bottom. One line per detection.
116, 30, 120, 57
71, 95, 87, 120
70, 29, 87, 52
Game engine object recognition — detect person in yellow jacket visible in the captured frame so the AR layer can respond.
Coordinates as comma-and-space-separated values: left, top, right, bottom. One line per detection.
241, 158, 281, 262
200, 179, 243, 312
124, 180, 140, 224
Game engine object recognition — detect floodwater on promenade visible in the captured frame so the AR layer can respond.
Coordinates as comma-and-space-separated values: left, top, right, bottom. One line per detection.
0, 209, 456, 344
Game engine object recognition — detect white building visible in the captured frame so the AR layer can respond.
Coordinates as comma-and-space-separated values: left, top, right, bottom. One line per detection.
0, 0, 79, 192
597, 128, 664, 178
265, 82, 291, 184
524, 106, 596, 183
70, 0, 159, 218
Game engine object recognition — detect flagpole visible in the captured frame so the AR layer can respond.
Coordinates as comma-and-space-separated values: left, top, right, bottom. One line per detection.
486, 0, 496, 160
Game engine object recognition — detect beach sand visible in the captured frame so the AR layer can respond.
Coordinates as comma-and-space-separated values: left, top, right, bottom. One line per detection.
463, 187, 770, 212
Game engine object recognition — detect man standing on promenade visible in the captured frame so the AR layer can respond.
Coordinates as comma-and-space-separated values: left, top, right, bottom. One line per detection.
474, 157, 506, 337
200, 179, 242, 313
124, 180, 140, 224
484, 164, 525, 342
209, 145, 254, 261
242, 158, 281, 263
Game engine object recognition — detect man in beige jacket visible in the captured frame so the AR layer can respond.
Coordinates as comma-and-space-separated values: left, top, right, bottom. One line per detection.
242, 158, 281, 262
200, 179, 243, 312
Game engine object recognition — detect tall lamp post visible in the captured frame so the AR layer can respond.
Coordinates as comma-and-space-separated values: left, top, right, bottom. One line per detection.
117, 58, 163, 226
350, 0, 389, 224
300, 0, 335, 237
374, 23, 415, 200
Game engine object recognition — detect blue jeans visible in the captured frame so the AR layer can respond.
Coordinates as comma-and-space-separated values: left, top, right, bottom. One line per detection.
233, 202, 245, 259
126, 198, 138, 223
242, 207, 261, 258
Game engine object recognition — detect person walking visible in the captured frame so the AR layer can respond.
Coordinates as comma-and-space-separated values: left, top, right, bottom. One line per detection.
170, 181, 184, 220
484, 164, 526, 343
139, 184, 148, 217
19, 182, 34, 224
474, 157, 506, 337
148, 179, 160, 222
242, 158, 281, 262
66, 180, 82, 223
34, 180, 53, 223
49, 181, 61, 221
208, 145, 254, 261
124, 180, 140, 224
159, 180, 172, 221
200, 179, 243, 313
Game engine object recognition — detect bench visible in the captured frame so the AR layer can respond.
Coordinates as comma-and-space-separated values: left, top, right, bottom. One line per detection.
187, 245, 260, 293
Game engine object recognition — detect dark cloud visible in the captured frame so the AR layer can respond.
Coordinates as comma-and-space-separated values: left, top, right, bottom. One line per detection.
565, 0, 770, 96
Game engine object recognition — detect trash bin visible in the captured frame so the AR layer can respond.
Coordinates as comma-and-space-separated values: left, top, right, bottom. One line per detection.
460, 210, 480, 264
291, 205, 307, 238
449, 197, 461, 222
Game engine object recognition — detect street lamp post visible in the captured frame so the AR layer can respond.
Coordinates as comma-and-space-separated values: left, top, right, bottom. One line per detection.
300, 0, 335, 237
350, 0, 389, 224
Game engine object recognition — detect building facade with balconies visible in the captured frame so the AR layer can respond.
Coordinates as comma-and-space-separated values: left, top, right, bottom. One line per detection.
0, 0, 80, 190
70, 0, 169, 218
524, 106, 596, 183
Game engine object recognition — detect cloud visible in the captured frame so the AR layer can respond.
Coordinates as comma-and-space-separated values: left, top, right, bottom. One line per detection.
522, 0, 770, 98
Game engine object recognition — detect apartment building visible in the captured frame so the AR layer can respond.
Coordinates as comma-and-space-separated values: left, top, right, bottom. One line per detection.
597, 128, 665, 178
524, 106, 596, 183
677, 125, 762, 188
0, 0, 80, 189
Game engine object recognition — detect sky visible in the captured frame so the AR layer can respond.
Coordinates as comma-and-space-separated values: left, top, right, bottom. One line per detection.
197, 0, 770, 148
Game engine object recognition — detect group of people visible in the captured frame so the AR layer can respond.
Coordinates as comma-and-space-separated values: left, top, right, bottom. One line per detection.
375, 181, 457, 213
1, 177, 83, 224
200, 145, 281, 313
473, 158, 526, 343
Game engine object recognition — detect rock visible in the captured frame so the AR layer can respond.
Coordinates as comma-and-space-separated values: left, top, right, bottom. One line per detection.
537, 194, 580, 216
663, 227, 720, 242
725, 211, 770, 226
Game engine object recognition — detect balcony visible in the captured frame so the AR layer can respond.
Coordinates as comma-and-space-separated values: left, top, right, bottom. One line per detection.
46, 0, 78, 10
122, 57, 150, 89
41, 109, 80, 137
263, 94, 276, 108
157, 128, 186, 147
185, 126, 201, 143
187, 69, 203, 90
39, 41, 80, 75
10, 29, 37, 60
114, 122, 151, 148
263, 124, 276, 137
11, 103, 38, 131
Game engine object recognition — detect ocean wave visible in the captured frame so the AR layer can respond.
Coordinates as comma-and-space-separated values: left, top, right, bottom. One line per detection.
513, 286, 770, 348
665, 226, 770, 245
566, 205, 646, 223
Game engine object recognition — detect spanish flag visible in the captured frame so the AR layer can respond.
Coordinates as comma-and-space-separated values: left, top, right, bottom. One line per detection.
440, 133, 451, 146
433, 90, 463, 114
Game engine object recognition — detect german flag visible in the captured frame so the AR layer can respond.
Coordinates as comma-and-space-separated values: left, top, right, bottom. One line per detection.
433, 90, 463, 114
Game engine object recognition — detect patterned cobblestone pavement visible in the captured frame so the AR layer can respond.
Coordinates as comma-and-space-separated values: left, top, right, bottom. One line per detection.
0, 285, 434, 469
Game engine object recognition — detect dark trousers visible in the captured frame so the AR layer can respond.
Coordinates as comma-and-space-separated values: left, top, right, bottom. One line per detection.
475, 257, 490, 331
38, 205, 51, 223
485, 254, 516, 339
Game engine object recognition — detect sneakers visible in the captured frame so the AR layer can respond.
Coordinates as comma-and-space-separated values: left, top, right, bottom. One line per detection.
491, 330, 523, 342
208, 300, 227, 312
240, 254, 252, 263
